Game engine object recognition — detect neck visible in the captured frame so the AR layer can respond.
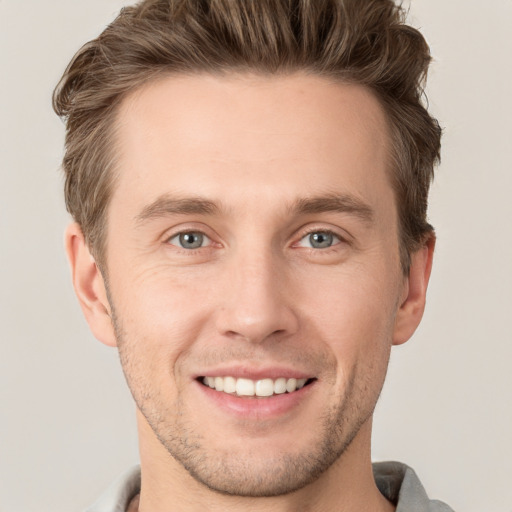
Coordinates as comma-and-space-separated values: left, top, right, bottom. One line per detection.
135, 412, 395, 512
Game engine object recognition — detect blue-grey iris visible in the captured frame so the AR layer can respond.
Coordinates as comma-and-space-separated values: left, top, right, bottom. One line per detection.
179, 232, 204, 249
309, 232, 334, 249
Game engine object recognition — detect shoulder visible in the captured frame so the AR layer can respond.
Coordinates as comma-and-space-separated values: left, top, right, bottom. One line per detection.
84, 465, 141, 512
373, 461, 455, 512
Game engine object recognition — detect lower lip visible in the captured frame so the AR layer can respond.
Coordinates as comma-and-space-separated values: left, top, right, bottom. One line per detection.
195, 380, 315, 419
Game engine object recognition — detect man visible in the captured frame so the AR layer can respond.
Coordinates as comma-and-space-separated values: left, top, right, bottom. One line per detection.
53, 0, 451, 510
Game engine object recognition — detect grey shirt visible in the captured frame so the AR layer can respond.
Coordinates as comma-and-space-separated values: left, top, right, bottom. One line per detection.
85, 461, 454, 512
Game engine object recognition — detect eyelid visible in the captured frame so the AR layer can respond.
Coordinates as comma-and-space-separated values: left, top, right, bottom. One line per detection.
166, 231, 212, 248
162, 224, 218, 248
297, 229, 339, 248
293, 225, 350, 247
161, 224, 350, 251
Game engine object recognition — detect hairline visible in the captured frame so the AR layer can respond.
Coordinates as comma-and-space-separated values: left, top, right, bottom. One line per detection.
90, 69, 418, 275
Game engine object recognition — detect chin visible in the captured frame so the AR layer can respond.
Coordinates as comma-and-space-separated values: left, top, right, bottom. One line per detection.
151, 401, 370, 498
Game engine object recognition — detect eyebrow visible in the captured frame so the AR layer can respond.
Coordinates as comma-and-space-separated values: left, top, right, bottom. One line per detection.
135, 195, 223, 224
135, 192, 374, 225
289, 193, 375, 223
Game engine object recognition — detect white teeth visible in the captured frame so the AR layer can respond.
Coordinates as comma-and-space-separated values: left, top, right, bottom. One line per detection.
202, 376, 310, 397
236, 378, 255, 396
223, 376, 236, 393
274, 378, 287, 394
214, 377, 224, 392
286, 378, 297, 393
255, 378, 274, 397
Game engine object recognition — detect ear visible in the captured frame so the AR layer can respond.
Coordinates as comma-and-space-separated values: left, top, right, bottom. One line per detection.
65, 223, 117, 347
392, 234, 435, 346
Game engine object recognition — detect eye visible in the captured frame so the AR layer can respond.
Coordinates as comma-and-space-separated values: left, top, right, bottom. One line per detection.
297, 230, 341, 249
167, 231, 211, 250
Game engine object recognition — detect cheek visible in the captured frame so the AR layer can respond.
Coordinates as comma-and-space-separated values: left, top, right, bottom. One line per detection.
299, 261, 400, 335
110, 268, 215, 389
113, 263, 214, 331
295, 262, 399, 379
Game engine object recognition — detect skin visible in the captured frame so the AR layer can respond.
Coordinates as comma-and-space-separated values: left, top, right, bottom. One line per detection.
67, 73, 434, 512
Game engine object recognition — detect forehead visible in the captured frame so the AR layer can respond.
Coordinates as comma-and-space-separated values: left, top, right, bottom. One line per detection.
112, 72, 393, 218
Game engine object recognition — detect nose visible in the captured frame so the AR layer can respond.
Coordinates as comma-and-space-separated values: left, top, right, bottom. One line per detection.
214, 249, 299, 344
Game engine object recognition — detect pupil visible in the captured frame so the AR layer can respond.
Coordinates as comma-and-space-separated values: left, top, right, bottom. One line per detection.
180, 232, 203, 249
310, 232, 332, 248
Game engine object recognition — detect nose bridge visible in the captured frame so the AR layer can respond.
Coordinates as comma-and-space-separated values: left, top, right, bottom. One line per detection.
216, 241, 298, 343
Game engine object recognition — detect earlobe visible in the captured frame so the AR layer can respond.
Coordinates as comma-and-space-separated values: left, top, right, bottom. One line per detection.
65, 223, 117, 347
392, 235, 435, 346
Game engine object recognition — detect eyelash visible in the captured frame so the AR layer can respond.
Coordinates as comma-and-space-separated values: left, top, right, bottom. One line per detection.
295, 228, 344, 249
164, 227, 348, 254
165, 231, 214, 254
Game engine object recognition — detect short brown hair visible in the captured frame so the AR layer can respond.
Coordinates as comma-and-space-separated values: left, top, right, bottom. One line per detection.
53, 0, 441, 272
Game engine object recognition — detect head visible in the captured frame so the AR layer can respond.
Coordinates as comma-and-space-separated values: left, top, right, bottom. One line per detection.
54, 0, 441, 274
56, 0, 440, 502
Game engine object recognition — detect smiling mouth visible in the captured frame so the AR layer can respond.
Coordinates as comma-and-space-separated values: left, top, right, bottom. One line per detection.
199, 376, 316, 397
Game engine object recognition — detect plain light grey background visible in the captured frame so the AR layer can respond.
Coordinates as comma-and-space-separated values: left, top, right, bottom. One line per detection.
1, 1, 511, 511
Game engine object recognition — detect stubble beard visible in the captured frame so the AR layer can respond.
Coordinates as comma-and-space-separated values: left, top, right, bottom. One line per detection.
109, 302, 387, 498
147, 373, 373, 498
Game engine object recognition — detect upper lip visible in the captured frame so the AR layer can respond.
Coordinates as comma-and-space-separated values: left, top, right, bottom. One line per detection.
195, 365, 314, 381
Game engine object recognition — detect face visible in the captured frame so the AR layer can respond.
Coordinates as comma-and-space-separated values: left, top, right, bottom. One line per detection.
73, 73, 430, 497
